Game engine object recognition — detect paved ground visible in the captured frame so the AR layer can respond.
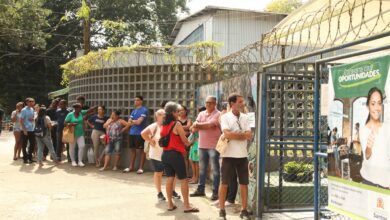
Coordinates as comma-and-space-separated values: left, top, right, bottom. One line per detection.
0, 131, 315, 220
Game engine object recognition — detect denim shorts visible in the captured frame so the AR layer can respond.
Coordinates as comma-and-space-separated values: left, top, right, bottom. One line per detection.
106, 139, 121, 155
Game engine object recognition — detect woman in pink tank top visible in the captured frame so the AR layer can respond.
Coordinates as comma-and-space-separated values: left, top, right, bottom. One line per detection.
161, 102, 199, 213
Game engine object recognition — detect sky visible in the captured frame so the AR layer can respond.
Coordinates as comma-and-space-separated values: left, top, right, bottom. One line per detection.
186, 0, 274, 13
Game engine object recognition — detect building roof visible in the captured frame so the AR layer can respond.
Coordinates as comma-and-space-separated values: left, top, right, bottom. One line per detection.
169, 6, 287, 44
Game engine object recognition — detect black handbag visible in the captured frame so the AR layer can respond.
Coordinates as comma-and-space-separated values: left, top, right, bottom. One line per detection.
159, 122, 176, 148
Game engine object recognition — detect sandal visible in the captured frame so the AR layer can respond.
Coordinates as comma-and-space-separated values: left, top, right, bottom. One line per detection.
184, 207, 199, 213
167, 205, 177, 211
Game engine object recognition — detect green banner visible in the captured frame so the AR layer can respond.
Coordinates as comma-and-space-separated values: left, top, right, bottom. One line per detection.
331, 55, 389, 99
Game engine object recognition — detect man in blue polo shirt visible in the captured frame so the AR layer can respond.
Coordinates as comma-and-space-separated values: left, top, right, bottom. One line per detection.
123, 95, 149, 174
20, 97, 36, 164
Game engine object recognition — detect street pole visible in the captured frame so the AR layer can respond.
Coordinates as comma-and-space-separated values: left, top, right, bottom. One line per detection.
83, 15, 91, 55
82, 0, 91, 55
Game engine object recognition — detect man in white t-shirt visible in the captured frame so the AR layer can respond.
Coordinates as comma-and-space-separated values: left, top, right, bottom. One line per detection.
219, 94, 252, 220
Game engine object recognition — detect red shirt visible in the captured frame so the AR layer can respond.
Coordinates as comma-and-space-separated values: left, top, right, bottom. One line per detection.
160, 121, 185, 153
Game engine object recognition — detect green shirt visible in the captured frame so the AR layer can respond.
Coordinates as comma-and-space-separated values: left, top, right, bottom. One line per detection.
65, 110, 87, 138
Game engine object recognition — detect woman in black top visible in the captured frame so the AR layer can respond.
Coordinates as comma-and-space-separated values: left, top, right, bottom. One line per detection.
178, 105, 192, 137
87, 105, 109, 167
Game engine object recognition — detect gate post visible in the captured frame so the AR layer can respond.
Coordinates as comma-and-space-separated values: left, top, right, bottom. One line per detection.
313, 63, 321, 220
256, 72, 267, 219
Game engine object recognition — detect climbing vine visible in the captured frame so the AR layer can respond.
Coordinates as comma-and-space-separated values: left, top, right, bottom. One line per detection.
61, 41, 222, 85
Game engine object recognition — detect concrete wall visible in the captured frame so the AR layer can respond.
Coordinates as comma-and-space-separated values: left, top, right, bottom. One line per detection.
69, 61, 219, 171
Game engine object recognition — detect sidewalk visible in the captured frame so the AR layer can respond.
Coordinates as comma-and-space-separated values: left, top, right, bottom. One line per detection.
0, 132, 314, 220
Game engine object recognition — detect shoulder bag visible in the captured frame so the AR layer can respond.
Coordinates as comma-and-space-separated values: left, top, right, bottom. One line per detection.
62, 125, 75, 144
216, 134, 229, 155
144, 124, 158, 159
159, 122, 176, 148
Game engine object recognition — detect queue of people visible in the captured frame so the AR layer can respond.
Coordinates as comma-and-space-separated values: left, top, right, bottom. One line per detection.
10, 93, 253, 219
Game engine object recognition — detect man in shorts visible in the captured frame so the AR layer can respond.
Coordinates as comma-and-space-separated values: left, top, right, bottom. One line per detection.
219, 94, 252, 220
123, 95, 149, 174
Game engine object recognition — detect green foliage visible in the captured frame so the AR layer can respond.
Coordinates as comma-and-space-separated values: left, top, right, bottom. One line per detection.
265, 0, 303, 13
0, 0, 53, 111
102, 20, 128, 31
153, 0, 188, 43
60, 41, 222, 86
76, 0, 90, 20
0, 0, 187, 112
0, 0, 50, 50
284, 161, 313, 175
92, 0, 187, 47
189, 41, 223, 65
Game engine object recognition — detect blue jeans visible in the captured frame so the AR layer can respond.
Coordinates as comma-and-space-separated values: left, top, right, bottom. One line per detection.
105, 139, 122, 155
333, 146, 339, 169
36, 135, 58, 162
198, 148, 220, 193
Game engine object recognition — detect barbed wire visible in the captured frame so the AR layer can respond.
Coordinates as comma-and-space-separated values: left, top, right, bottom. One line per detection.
260, 0, 390, 64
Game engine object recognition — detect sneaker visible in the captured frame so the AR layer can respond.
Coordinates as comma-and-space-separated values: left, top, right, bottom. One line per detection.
240, 210, 250, 220
157, 192, 166, 201
190, 190, 206, 197
211, 193, 219, 201
225, 201, 234, 207
219, 209, 227, 220
71, 161, 78, 167
123, 168, 130, 173
172, 191, 181, 199
78, 162, 85, 167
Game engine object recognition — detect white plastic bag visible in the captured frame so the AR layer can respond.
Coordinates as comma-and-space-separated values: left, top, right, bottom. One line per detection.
87, 147, 95, 164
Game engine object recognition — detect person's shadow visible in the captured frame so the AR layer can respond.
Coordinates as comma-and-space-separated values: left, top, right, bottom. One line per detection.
155, 200, 202, 220
35, 165, 56, 174
18, 163, 35, 173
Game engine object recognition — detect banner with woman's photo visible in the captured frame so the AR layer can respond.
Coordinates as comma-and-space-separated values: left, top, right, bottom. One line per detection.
327, 55, 390, 219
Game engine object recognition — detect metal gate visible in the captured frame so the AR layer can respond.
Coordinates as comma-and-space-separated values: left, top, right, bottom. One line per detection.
259, 63, 328, 212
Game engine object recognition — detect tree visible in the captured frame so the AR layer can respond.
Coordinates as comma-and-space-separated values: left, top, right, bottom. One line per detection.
0, 0, 51, 110
91, 0, 187, 47
265, 0, 303, 14
0, 0, 187, 113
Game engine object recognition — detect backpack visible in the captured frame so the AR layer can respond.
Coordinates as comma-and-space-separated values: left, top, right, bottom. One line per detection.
34, 117, 47, 137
